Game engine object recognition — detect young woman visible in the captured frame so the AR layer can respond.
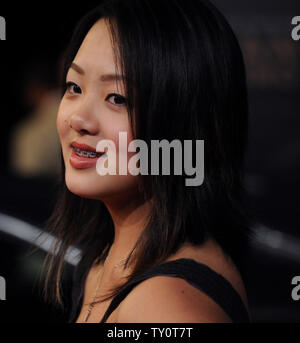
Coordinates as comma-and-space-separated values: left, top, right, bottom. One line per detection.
44, 0, 253, 323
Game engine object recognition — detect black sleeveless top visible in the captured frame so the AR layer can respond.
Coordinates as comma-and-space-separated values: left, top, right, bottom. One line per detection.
68, 258, 251, 323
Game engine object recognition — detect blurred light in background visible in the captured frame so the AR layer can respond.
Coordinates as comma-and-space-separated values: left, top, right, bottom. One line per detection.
0, 212, 81, 266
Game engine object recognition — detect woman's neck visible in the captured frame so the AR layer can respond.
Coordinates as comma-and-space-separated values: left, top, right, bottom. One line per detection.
103, 193, 151, 267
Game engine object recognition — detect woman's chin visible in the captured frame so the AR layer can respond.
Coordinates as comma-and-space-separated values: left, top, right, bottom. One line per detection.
65, 176, 107, 200
64, 168, 141, 202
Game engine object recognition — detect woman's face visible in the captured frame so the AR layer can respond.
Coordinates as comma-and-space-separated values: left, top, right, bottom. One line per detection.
57, 19, 140, 201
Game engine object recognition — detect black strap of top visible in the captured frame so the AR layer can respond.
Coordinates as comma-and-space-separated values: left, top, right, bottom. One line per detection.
99, 258, 250, 323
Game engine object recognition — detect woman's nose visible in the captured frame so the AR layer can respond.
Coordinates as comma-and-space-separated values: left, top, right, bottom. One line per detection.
69, 110, 99, 136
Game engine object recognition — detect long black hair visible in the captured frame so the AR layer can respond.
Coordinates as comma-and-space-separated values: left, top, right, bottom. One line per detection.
43, 0, 254, 307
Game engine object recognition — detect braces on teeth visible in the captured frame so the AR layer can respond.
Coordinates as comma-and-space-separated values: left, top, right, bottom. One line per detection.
74, 147, 101, 158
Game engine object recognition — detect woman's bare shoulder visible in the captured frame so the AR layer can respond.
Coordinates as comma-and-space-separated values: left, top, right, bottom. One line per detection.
116, 238, 249, 323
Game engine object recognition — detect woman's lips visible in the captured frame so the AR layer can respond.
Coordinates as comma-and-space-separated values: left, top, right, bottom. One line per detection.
69, 147, 100, 169
69, 147, 107, 169
69, 140, 107, 169
71, 141, 96, 152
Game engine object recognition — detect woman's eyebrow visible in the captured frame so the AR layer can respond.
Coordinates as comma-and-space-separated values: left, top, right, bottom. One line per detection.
69, 62, 123, 82
70, 62, 85, 75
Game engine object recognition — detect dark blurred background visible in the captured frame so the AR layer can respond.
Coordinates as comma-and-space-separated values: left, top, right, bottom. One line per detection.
0, 0, 299, 322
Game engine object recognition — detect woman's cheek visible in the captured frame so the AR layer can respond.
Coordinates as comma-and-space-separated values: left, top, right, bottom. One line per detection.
56, 102, 69, 141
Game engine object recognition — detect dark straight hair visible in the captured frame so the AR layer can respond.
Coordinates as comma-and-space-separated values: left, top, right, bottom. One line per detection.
43, 0, 254, 307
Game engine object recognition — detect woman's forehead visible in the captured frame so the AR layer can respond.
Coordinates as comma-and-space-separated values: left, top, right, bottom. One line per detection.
76, 19, 114, 62
70, 19, 123, 84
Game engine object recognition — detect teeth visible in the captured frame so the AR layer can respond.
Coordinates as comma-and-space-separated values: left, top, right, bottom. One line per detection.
74, 147, 100, 158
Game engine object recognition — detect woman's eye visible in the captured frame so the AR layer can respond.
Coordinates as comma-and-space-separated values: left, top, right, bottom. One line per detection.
106, 93, 127, 107
65, 81, 82, 94
63, 83, 126, 107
